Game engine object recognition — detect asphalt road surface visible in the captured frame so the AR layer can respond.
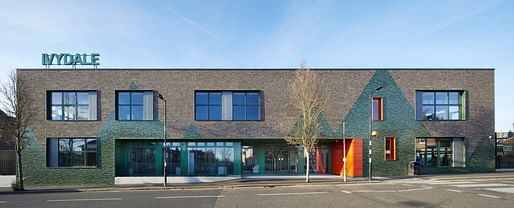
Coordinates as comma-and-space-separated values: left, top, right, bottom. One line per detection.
2, 176, 514, 208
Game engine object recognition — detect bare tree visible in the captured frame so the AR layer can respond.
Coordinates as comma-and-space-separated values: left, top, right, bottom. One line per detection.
0, 70, 33, 191
285, 66, 326, 183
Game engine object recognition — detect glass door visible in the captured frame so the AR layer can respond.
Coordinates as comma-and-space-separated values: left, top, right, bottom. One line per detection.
128, 146, 156, 176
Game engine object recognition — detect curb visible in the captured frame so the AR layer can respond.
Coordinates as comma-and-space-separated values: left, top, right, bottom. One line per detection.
6, 180, 381, 194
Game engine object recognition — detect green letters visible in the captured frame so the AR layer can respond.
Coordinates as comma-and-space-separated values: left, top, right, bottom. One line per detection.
41, 53, 100, 66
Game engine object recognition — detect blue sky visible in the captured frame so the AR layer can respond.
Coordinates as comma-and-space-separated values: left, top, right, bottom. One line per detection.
0, 0, 512, 131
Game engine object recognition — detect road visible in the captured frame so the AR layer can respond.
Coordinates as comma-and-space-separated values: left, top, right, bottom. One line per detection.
1, 175, 514, 207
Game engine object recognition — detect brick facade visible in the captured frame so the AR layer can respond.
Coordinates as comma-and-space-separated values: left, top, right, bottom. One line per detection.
17, 68, 495, 185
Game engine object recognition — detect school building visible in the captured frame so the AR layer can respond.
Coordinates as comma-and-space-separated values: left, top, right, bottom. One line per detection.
16, 68, 495, 185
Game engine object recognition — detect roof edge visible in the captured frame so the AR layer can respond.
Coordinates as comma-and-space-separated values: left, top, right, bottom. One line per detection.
16, 67, 495, 71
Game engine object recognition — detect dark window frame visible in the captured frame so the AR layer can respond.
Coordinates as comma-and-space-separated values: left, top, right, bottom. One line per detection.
47, 91, 97, 121
115, 90, 151, 121
417, 91, 464, 121
195, 91, 222, 121
194, 90, 262, 121
47, 137, 98, 168
232, 91, 261, 121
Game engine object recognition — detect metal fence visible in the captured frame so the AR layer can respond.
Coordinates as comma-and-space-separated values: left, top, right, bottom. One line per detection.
0, 150, 16, 175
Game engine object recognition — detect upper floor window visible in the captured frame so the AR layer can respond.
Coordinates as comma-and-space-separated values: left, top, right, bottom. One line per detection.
47, 137, 97, 167
195, 92, 222, 120
233, 92, 260, 120
372, 96, 383, 121
195, 91, 261, 121
116, 91, 154, 120
416, 91, 465, 120
47, 91, 97, 120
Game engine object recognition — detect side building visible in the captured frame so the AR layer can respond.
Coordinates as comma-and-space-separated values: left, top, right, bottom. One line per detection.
17, 68, 495, 185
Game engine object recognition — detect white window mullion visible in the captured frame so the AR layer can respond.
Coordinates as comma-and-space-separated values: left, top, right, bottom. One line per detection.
143, 91, 154, 120
222, 92, 232, 120
88, 91, 97, 120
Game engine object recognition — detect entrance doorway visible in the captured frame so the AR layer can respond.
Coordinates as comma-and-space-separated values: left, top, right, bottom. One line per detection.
265, 149, 293, 174
128, 145, 156, 176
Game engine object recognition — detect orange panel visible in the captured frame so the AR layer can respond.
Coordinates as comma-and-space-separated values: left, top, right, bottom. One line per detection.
347, 140, 355, 176
331, 139, 364, 177
353, 139, 363, 177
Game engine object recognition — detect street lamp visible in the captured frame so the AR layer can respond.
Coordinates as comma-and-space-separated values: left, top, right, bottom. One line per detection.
369, 85, 384, 181
158, 93, 167, 187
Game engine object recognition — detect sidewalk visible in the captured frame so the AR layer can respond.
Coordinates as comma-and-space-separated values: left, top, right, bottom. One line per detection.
2, 171, 514, 194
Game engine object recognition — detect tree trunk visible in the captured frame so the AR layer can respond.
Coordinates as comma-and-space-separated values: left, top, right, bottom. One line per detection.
16, 151, 24, 191
305, 148, 310, 183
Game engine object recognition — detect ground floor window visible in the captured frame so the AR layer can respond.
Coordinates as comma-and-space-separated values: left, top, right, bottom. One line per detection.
166, 142, 181, 176
187, 142, 234, 176
496, 133, 514, 169
47, 138, 97, 167
384, 137, 396, 161
416, 137, 465, 167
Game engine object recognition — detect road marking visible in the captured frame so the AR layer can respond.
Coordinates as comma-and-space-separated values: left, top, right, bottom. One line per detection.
397, 186, 433, 192
0, 201, 6, 203
257, 192, 328, 196
47, 198, 122, 202
354, 190, 396, 193
478, 194, 501, 199
341, 190, 352, 194
452, 183, 510, 188
155, 195, 225, 199
484, 187, 514, 194
446, 189, 462, 193
427, 181, 474, 185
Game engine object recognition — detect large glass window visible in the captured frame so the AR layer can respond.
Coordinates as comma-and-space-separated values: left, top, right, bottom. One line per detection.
415, 137, 465, 167
48, 91, 97, 120
187, 142, 235, 176
195, 92, 222, 120
47, 138, 97, 167
116, 91, 153, 120
416, 91, 465, 120
233, 92, 260, 120
195, 91, 261, 121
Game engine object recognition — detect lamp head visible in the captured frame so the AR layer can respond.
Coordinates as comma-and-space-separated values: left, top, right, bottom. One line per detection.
371, 130, 378, 137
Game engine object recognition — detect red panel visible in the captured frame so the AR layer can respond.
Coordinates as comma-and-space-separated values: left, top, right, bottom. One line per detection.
331, 141, 343, 175
316, 149, 326, 174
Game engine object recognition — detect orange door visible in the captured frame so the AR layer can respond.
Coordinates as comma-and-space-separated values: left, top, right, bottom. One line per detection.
331, 139, 363, 177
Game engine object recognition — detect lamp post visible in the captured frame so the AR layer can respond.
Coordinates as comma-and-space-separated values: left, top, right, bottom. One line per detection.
369, 86, 383, 181
158, 94, 167, 187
